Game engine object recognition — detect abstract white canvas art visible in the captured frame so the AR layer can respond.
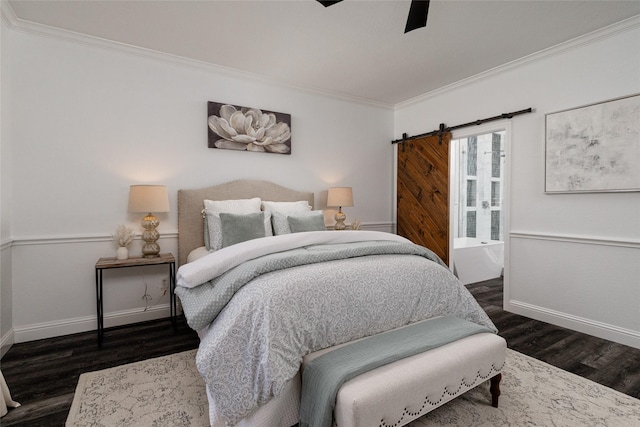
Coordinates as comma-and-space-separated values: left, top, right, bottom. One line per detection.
545, 94, 640, 193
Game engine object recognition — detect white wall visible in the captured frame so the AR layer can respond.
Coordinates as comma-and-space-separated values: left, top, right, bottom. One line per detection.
3, 8, 638, 350
3, 20, 395, 342
395, 18, 640, 349
1, 7, 14, 356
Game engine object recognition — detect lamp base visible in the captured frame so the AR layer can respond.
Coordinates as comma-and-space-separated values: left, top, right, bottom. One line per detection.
141, 241, 160, 258
141, 213, 161, 258
334, 209, 347, 230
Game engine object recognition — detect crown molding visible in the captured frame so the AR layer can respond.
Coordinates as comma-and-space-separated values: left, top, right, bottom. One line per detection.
0, 2, 392, 111
0, 239, 12, 250
396, 14, 640, 110
4, 2, 636, 114
0, 0, 18, 28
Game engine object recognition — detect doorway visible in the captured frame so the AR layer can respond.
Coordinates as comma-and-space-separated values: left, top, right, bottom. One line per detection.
450, 124, 509, 285
452, 130, 505, 241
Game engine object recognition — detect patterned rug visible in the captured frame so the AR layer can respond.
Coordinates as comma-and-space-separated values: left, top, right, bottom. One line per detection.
66, 349, 640, 426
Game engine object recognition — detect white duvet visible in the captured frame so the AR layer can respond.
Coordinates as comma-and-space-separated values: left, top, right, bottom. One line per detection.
176, 230, 414, 288
176, 231, 496, 425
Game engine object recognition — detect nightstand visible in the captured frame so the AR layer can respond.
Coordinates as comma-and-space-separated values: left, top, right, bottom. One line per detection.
94, 253, 176, 347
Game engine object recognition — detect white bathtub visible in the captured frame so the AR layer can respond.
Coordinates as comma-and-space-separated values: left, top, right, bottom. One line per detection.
452, 237, 504, 285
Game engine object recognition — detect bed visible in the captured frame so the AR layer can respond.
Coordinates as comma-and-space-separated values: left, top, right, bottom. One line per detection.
175, 179, 499, 427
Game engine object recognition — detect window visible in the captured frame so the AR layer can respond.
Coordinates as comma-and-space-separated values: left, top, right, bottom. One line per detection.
453, 130, 505, 241
467, 180, 477, 207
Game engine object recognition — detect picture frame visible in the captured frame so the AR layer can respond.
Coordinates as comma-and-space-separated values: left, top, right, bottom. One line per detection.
544, 94, 640, 193
207, 101, 292, 155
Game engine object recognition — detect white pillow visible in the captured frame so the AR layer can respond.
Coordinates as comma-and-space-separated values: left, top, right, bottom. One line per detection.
261, 200, 311, 213
202, 198, 263, 251
204, 210, 272, 251
271, 210, 324, 235
204, 197, 262, 213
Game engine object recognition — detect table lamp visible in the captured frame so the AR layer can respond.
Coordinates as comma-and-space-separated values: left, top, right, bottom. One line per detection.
128, 185, 170, 258
327, 187, 354, 230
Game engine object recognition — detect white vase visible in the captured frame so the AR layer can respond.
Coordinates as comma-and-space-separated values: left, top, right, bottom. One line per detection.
116, 246, 129, 260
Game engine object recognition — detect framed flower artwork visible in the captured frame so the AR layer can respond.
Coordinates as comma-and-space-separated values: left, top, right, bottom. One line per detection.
207, 102, 291, 155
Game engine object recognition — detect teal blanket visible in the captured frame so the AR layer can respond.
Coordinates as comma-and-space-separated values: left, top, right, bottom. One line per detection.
299, 316, 494, 427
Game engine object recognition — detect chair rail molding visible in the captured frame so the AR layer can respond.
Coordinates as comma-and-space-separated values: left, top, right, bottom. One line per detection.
509, 231, 640, 249
10, 232, 179, 247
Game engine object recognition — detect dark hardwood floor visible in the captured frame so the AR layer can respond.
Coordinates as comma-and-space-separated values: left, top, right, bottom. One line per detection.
468, 278, 640, 400
2, 277, 639, 426
1, 318, 200, 426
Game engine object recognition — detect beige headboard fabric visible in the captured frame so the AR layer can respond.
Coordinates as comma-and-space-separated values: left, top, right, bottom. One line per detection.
177, 179, 314, 266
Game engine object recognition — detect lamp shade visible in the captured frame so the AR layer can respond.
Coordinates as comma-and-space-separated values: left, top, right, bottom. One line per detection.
327, 187, 354, 208
128, 185, 170, 213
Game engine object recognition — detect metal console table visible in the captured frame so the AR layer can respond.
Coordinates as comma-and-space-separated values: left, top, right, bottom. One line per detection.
94, 252, 176, 347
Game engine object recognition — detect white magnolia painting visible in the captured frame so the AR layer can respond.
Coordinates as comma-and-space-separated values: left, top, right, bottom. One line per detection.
545, 94, 640, 193
208, 102, 291, 155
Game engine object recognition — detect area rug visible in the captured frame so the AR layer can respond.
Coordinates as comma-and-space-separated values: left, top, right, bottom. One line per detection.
66, 349, 640, 427
66, 350, 207, 427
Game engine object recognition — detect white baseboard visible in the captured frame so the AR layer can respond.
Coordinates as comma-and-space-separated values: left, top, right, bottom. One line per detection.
505, 299, 640, 350
13, 304, 172, 344
1, 329, 15, 357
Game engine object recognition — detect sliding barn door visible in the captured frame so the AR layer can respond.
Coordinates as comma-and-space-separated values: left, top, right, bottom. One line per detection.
397, 132, 451, 264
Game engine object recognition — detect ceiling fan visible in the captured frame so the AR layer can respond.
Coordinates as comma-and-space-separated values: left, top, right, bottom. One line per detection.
317, 0, 430, 33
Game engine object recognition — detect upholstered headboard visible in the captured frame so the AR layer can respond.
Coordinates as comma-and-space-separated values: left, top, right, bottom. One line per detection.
177, 179, 314, 266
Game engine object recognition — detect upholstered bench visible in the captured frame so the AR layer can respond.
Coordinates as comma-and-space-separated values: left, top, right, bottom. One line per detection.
303, 331, 506, 427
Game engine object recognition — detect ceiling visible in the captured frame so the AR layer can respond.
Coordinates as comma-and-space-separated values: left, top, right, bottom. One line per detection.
7, 0, 640, 105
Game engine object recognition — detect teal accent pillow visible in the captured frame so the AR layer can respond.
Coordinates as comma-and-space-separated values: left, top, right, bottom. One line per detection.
288, 211, 327, 233
219, 212, 267, 247
205, 210, 272, 250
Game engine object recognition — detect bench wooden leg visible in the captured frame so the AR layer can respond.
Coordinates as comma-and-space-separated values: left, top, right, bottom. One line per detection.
490, 373, 502, 408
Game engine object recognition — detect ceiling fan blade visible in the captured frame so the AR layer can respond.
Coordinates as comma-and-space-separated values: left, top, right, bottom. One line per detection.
317, 0, 344, 7
404, 0, 430, 33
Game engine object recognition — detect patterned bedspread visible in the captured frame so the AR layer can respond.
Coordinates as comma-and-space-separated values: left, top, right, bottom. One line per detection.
175, 231, 496, 425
